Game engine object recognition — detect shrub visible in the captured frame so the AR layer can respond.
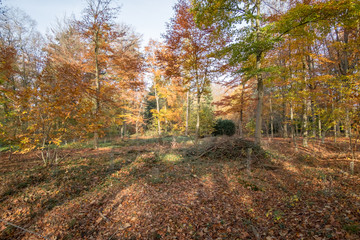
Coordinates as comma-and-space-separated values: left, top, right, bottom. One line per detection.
213, 119, 236, 136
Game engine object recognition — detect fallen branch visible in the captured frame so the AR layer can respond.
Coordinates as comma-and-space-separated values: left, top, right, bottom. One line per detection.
197, 145, 216, 158
98, 210, 111, 222
0, 218, 49, 240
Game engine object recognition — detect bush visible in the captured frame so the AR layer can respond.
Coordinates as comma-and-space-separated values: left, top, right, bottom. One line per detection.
213, 119, 236, 136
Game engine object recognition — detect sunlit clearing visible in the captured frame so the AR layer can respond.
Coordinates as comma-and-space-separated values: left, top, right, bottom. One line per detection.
161, 153, 182, 163
283, 161, 300, 174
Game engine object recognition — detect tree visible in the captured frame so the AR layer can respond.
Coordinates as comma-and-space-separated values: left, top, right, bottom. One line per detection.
165, 0, 225, 139
192, 0, 276, 145
0, 43, 17, 148
0, 7, 43, 153
145, 40, 166, 136
79, 0, 121, 148
104, 24, 144, 139
274, 0, 360, 146
0, 2, 144, 162
79, 0, 144, 146
15, 20, 93, 165
214, 79, 256, 138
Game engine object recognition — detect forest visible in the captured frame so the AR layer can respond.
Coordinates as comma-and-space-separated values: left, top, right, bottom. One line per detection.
0, 0, 359, 239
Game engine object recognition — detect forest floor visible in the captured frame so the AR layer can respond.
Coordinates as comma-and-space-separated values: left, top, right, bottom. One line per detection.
0, 136, 359, 240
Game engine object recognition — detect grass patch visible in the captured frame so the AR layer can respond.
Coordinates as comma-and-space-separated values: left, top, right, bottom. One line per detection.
0, 146, 10, 152
160, 153, 182, 163
344, 224, 360, 234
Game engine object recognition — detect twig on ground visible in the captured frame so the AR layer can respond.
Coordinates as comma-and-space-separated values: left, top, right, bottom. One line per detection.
108, 230, 119, 240
98, 211, 111, 222
0, 218, 50, 240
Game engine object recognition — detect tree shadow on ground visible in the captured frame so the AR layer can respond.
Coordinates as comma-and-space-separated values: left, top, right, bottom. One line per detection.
1, 137, 359, 240
0, 146, 139, 240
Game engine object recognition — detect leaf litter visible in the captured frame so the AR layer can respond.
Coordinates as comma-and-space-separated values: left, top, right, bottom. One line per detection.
0, 137, 359, 239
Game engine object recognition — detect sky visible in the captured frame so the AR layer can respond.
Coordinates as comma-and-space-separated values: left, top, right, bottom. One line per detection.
3, 0, 177, 46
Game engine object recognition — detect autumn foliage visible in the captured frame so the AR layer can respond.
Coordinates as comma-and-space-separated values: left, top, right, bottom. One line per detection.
0, 0, 360, 239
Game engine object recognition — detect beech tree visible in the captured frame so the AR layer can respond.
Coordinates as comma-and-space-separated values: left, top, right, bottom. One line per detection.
34, 22, 93, 165
1, 0, 360, 158
165, 0, 225, 139
192, 0, 278, 144
215, 80, 256, 138
273, 0, 360, 146
79, 0, 143, 146
79, 0, 121, 148
0, 7, 43, 153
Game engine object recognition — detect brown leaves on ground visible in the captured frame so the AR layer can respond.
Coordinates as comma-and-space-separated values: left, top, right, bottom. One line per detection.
0, 136, 359, 239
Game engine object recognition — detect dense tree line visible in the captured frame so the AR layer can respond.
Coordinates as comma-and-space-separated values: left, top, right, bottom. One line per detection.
192, 0, 360, 147
1, 0, 359, 164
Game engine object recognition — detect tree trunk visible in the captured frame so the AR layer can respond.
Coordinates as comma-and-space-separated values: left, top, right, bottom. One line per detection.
135, 98, 143, 135
94, 31, 100, 149
255, 75, 264, 145
185, 90, 189, 136
239, 84, 245, 137
270, 96, 274, 139
155, 87, 161, 136
303, 99, 309, 147
311, 103, 316, 138
254, 0, 263, 145
318, 112, 322, 140
283, 100, 288, 138
238, 110, 243, 138
120, 125, 124, 139
332, 103, 337, 143
290, 103, 298, 151
345, 108, 350, 138
302, 53, 309, 148
195, 93, 201, 140
164, 102, 168, 133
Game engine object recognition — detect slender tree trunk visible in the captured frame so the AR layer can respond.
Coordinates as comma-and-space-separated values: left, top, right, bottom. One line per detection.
318, 112, 322, 139
195, 93, 201, 140
270, 96, 274, 139
311, 103, 316, 137
332, 103, 337, 143
185, 90, 189, 136
302, 54, 309, 147
254, 0, 263, 145
255, 78, 264, 145
120, 125, 124, 139
303, 99, 309, 147
283, 100, 288, 138
345, 108, 350, 138
164, 102, 168, 133
155, 87, 161, 136
135, 98, 144, 135
238, 110, 243, 137
94, 32, 100, 149
290, 103, 298, 151
239, 85, 244, 137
